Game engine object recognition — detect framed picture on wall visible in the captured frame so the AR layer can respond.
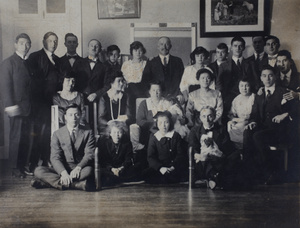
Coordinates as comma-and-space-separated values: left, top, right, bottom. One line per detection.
97, 0, 141, 19
200, 0, 271, 37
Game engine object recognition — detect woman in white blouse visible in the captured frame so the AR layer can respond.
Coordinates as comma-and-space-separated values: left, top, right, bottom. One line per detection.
121, 41, 148, 121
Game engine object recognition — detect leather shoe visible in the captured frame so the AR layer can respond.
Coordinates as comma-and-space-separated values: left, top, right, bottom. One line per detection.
21, 167, 34, 176
71, 180, 95, 191
12, 169, 26, 178
31, 178, 51, 189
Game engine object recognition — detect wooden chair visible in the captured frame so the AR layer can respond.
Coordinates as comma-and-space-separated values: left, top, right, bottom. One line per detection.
269, 144, 289, 171
188, 146, 195, 189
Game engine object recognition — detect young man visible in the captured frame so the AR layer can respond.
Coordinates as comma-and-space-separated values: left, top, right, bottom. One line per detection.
32, 104, 95, 191
27, 32, 61, 170
0, 33, 32, 177
208, 43, 228, 80
103, 44, 121, 72
244, 65, 295, 184
216, 36, 258, 118
265, 35, 280, 67
60, 33, 82, 73
246, 36, 268, 77
142, 37, 184, 102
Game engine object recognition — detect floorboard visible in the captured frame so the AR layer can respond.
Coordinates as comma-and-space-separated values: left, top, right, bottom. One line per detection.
0, 174, 299, 228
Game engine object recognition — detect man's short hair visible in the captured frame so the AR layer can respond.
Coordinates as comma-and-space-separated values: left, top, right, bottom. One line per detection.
199, 106, 216, 118
261, 65, 277, 75
265, 35, 280, 47
88, 39, 101, 47
64, 103, 81, 115
277, 50, 292, 60
231, 36, 246, 47
107, 45, 121, 54
43, 32, 58, 41
15, 33, 31, 43
64, 33, 78, 42
216, 43, 228, 53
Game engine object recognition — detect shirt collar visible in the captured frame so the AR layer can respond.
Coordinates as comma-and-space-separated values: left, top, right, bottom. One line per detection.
255, 51, 265, 60
159, 54, 170, 64
280, 69, 292, 80
268, 53, 278, 58
43, 48, 53, 58
66, 125, 78, 135
66, 53, 78, 57
154, 130, 175, 141
88, 55, 98, 61
264, 84, 276, 95
15, 51, 27, 60
232, 56, 243, 65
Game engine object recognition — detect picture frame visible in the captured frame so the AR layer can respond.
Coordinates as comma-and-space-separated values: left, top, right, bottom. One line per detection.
200, 0, 271, 37
97, 0, 141, 19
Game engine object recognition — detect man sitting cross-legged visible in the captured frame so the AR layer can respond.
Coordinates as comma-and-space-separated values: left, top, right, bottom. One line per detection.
32, 103, 95, 191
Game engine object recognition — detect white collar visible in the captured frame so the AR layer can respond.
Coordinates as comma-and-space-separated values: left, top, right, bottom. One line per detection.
232, 56, 243, 64
264, 84, 276, 95
88, 55, 98, 61
280, 69, 292, 79
66, 53, 78, 57
255, 52, 265, 60
159, 54, 170, 64
268, 54, 278, 58
15, 51, 27, 60
66, 125, 78, 135
43, 48, 53, 58
107, 88, 123, 101
154, 130, 175, 141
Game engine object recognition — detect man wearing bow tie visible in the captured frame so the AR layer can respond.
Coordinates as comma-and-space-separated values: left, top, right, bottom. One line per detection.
0, 33, 32, 178
189, 106, 235, 189
27, 31, 61, 171
59, 33, 82, 73
32, 104, 95, 191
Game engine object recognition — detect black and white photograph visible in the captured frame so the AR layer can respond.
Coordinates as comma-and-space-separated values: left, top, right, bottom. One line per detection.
0, 0, 299, 227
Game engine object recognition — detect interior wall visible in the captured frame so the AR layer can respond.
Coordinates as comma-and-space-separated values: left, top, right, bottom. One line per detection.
82, 0, 299, 67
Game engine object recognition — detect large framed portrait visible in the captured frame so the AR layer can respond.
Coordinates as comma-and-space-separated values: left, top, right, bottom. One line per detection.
97, 0, 141, 19
200, 0, 271, 37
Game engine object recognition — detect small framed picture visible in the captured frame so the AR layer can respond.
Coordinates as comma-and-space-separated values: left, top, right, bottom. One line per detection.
97, 0, 141, 19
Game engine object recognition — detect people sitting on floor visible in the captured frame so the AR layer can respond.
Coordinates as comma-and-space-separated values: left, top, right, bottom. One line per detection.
97, 120, 142, 186
32, 103, 95, 191
143, 111, 188, 184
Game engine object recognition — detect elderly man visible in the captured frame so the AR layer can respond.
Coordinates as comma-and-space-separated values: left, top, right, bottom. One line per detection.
0, 33, 32, 177
143, 37, 184, 102
60, 33, 82, 73
27, 31, 61, 170
32, 104, 95, 191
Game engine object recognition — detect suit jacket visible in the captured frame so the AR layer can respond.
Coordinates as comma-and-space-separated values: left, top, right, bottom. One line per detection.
249, 86, 293, 130
278, 69, 300, 91
0, 53, 31, 116
208, 61, 220, 82
27, 49, 61, 106
246, 52, 268, 77
73, 57, 106, 98
50, 125, 95, 174
59, 54, 82, 74
143, 55, 184, 97
188, 123, 232, 156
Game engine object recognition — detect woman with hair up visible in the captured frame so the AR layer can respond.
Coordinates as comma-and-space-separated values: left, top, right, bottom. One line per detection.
53, 71, 86, 127
98, 71, 132, 134
121, 41, 148, 120
179, 46, 210, 101
186, 68, 223, 128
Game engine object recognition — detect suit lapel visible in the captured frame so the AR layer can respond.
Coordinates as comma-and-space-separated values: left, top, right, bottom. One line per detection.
60, 126, 73, 154
74, 127, 85, 151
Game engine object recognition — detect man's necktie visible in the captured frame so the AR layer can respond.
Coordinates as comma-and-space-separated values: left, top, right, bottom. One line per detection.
163, 57, 167, 66
282, 75, 289, 87
266, 89, 271, 101
237, 59, 241, 70
71, 129, 76, 144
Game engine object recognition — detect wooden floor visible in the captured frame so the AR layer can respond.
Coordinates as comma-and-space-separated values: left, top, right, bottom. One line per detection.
0, 169, 299, 228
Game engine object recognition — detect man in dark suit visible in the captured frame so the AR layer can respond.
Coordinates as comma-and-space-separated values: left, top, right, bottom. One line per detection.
0, 33, 32, 178
32, 104, 95, 191
246, 36, 268, 80
244, 65, 294, 184
142, 37, 184, 102
216, 36, 258, 118
59, 33, 82, 74
27, 31, 61, 170
265, 35, 280, 68
208, 42, 228, 82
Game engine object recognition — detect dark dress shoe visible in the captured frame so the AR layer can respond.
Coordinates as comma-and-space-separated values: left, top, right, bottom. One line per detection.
71, 180, 95, 191
21, 167, 34, 176
31, 178, 51, 189
12, 169, 26, 178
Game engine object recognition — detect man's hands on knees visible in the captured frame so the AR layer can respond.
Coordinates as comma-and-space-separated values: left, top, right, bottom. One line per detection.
60, 170, 73, 186
70, 166, 82, 179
